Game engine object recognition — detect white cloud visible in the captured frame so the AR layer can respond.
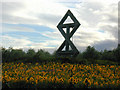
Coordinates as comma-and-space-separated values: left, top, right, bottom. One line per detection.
2, 0, 68, 29
2, 25, 36, 33
1, 35, 60, 53
42, 31, 63, 40
1, 35, 32, 48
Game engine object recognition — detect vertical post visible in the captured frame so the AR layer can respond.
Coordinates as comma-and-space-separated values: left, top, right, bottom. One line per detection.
66, 26, 70, 51
118, 2, 120, 47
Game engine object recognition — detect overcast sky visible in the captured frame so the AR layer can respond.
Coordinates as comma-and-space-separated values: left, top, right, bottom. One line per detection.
0, 0, 119, 53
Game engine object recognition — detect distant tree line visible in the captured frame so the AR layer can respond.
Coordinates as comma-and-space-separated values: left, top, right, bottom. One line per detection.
77, 46, 120, 63
1, 46, 120, 63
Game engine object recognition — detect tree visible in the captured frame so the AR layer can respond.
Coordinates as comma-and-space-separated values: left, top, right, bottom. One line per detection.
2, 47, 27, 62
52, 50, 57, 57
114, 46, 120, 62
2, 47, 12, 62
101, 49, 116, 61
10, 49, 26, 61
26, 49, 36, 61
83, 46, 100, 60
33, 49, 51, 62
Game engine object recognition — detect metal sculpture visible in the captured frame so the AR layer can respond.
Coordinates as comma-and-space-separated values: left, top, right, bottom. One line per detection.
56, 10, 81, 57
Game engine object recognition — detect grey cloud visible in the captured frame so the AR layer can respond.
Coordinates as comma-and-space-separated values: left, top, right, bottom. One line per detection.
2, 2, 42, 25
76, 9, 101, 26
100, 25, 118, 39
119, 25, 120, 44
45, 47, 57, 54
107, 14, 118, 23
2, 14, 39, 24
37, 13, 61, 25
2, 2, 24, 15
2, 2, 62, 28
84, 1, 103, 11
76, 45, 86, 52
74, 31, 99, 41
93, 39, 118, 51
76, 1, 104, 26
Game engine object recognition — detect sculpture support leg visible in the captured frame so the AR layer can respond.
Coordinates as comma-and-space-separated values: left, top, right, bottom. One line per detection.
66, 27, 70, 51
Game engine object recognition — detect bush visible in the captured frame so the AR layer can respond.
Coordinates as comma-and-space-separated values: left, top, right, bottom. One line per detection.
33, 49, 52, 63
82, 46, 100, 60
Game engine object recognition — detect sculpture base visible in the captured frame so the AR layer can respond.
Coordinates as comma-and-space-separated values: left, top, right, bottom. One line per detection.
56, 51, 79, 57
